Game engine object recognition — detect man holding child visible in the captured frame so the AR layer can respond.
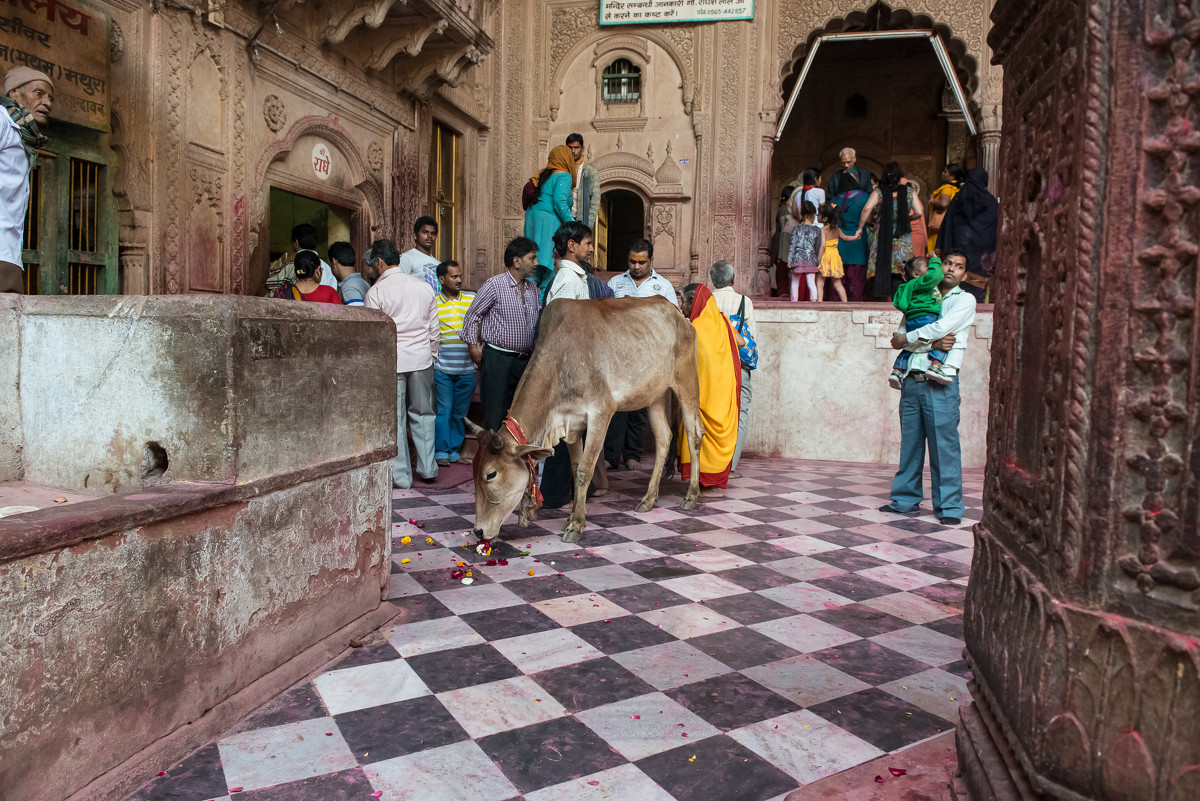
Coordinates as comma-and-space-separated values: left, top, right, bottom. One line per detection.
880, 249, 975, 526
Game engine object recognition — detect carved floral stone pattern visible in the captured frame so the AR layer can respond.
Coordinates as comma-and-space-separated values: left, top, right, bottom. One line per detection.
368, 141, 385, 172
263, 94, 287, 133
957, 1, 1200, 800
549, 5, 599, 84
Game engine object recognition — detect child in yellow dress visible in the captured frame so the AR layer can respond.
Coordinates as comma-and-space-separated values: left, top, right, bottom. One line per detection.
818, 203, 848, 302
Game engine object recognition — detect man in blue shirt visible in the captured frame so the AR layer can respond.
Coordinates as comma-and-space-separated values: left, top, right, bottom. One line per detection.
329, 241, 369, 306
604, 239, 678, 470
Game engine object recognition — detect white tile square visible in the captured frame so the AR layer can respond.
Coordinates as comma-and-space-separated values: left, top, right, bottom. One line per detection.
384, 616, 485, 659
870, 626, 964, 666
741, 654, 872, 707
671, 548, 753, 572
879, 668, 970, 721
576, 692, 720, 760
763, 555, 846, 581
730, 709, 885, 784
532, 593, 629, 626
609, 522, 676, 541
692, 511, 764, 529
772, 534, 844, 555
524, 764, 676, 801
610, 640, 732, 690
363, 740, 520, 801
433, 583, 525, 615
749, 615, 860, 654
849, 541, 933, 563
685, 529, 759, 548
387, 572, 428, 599
657, 573, 749, 601
585, 541, 669, 564
218, 717, 357, 792
490, 628, 604, 673
857, 563, 943, 591
759, 582, 853, 613
861, 592, 960, 624
942, 547, 975, 565
928, 528, 975, 547
311, 660, 429, 715
637, 603, 741, 639
437, 676, 568, 738
569, 564, 650, 592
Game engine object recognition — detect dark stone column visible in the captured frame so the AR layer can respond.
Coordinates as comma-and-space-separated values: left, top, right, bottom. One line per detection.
956, 1, 1200, 800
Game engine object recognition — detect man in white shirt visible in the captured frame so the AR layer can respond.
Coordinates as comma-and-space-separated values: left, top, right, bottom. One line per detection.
545, 221, 593, 303
605, 239, 677, 470
709, 260, 755, 479
882, 249, 976, 525
365, 237, 440, 489
398, 215, 442, 295
0, 67, 53, 293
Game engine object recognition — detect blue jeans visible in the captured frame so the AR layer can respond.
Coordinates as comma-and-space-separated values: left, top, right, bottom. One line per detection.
893, 313, 947, 371
889, 375, 963, 519
434, 369, 476, 461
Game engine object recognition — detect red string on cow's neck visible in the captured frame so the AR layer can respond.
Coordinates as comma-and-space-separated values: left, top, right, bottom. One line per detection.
503, 415, 543, 508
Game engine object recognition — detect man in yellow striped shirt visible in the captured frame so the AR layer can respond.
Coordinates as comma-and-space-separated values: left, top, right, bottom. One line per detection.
434, 260, 477, 465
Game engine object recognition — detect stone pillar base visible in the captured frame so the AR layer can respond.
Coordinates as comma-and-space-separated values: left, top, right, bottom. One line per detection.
952, 675, 1039, 801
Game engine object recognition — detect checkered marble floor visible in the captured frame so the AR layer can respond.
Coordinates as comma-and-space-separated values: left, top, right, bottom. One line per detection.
128, 458, 981, 801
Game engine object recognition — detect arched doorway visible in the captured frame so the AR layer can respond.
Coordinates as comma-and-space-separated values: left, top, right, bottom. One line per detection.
598, 188, 645, 273
771, 3, 979, 217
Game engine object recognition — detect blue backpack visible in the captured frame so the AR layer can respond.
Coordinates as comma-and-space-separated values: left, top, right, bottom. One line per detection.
729, 296, 758, 370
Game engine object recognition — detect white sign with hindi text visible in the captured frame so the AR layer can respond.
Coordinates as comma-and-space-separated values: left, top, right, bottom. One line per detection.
600, 0, 754, 25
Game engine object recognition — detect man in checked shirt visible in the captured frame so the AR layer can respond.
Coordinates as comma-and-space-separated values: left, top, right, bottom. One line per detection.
460, 237, 543, 431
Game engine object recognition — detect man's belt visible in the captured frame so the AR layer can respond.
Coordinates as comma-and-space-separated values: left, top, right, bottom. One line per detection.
484, 343, 532, 359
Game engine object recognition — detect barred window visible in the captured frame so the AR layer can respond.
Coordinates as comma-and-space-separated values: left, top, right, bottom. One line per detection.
601, 59, 641, 104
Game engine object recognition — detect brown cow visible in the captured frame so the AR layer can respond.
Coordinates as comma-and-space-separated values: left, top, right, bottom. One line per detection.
465, 296, 704, 544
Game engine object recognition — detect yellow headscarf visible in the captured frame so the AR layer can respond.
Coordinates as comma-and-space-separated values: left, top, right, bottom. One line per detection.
530, 144, 578, 190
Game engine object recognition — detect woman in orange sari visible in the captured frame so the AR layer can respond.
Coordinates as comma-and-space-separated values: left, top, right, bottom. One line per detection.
678, 283, 742, 497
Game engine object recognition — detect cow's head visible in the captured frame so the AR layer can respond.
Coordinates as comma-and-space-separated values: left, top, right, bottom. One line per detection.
466, 419, 553, 541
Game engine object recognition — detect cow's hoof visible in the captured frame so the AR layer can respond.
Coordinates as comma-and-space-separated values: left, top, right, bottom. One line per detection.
636, 500, 655, 513
561, 527, 583, 544
679, 496, 699, 511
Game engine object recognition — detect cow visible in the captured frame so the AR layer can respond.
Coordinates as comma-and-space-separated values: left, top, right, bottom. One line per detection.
465, 296, 705, 544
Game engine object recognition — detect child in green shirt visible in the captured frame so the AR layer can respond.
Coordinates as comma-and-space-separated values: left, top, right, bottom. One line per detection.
889, 255, 951, 388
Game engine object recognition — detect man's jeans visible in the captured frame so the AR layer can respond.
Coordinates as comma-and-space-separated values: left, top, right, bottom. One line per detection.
732, 365, 752, 471
393, 366, 437, 488
434, 369, 476, 461
889, 374, 963, 519
892, 313, 947, 371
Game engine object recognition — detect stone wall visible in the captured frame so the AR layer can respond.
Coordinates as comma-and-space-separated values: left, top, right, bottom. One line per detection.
746, 302, 992, 467
0, 295, 399, 801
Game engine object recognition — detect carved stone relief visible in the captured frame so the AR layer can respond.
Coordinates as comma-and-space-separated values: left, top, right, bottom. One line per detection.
263, 94, 287, 133
368, 141, 385, 172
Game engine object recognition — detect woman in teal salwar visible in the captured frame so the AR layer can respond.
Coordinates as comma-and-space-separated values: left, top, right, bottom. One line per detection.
523, 145, 577, 297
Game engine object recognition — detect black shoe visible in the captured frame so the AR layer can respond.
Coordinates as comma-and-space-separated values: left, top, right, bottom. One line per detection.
939, 516, 963, 526
878, 504, 920, 517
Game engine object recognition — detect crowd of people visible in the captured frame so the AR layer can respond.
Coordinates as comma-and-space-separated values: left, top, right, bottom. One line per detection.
773, 147, 998, 305
265, 133, 977, 521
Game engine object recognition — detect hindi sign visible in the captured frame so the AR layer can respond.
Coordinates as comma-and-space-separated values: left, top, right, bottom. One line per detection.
600, 0, 754, 25
312, 142, 332, 180
0, 0, 109, 130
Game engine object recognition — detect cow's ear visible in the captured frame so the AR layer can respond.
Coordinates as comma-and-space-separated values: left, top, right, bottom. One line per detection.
513, 445, 554, 461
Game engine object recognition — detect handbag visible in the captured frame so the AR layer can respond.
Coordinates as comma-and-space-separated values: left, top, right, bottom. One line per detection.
730, 296, 758, 370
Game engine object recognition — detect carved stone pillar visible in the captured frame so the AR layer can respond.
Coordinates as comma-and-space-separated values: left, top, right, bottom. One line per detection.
976, 128, 1001, 193
954, 1, 1200, 800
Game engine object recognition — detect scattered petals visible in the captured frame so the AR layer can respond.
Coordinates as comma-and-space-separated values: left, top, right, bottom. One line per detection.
688, 755, 697, 762
631, 715, 641, 719
486, 559, 498, 566
400, 536, 411, 544
889, 767, 907, 777
157, 771, 167, 776
451, 569, 465, 580
875, 776, 884, 783
372, 793, 383, 798
587, 780, 600, 785
230, 789, 244, 794
409, 518, 417, 525
400, 558, 411, 564
528, 569, 536, 575
426, 538, 434, 545
462, 577, 475, 585
498, 558, 509, 565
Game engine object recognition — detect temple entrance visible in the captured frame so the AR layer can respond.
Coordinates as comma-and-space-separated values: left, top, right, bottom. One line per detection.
771, 4, 979, 219
598, 189, 644, 272
268, 187, 356, 265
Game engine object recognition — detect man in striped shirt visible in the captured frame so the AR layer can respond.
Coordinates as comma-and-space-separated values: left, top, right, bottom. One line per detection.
460, 237, 542, 431
434, 259, 476, 466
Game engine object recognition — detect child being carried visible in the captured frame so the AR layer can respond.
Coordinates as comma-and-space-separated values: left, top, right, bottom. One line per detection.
889, 255, 952, 388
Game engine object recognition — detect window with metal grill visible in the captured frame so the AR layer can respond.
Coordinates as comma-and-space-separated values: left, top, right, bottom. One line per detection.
601, 59, 641, 104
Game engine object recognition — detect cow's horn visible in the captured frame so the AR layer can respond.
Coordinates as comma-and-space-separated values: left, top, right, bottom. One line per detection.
464, 417, 485, 436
